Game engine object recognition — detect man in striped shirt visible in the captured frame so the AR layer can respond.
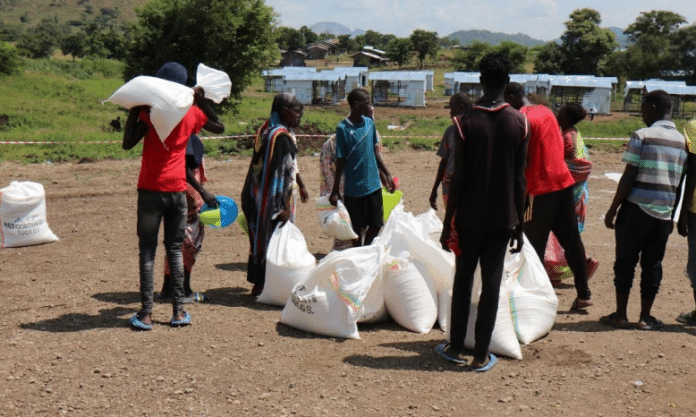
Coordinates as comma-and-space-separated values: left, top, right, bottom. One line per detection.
602, 90, 687, 330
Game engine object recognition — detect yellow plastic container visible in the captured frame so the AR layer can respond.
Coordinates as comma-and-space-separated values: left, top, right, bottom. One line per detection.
382, 188, 403, 221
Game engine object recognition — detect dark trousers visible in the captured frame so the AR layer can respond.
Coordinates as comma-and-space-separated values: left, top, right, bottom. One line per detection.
525, 186, 590, 300
614, 201, 672, 301
450, 229, 510, 362
137, 190, 187, 314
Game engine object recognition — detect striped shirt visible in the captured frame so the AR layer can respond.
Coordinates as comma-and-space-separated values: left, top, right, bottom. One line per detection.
623, 120, 687, 220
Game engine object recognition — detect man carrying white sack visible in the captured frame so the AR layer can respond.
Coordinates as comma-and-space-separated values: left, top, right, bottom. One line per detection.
122, 61, 224, 330
438, 53, 529, 372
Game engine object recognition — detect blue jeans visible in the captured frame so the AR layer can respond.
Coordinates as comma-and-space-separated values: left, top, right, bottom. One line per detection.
614, 201, 672, 301
137, 190, 187, 314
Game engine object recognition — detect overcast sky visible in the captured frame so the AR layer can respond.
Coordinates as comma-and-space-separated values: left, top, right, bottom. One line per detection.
265, 0, 696, 41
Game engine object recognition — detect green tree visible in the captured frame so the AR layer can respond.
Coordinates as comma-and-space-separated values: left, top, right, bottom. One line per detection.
622, 10, 686, 79
124, 0, 276, 112
409, 29, 439, 68
0, 40, 21, 75
275, 26, 303, 51
532, 42, 563, 74
559, 8, 617, 75
337, 34, 358, 53
355, 30, 385, 49
385, 37, 412, 68
673, 23, 696, 85
299, 25, 317, 46
451, 40, 491, 71
60, 32, 85, 60
493, 41, 527, 73
15, 16, 68, 58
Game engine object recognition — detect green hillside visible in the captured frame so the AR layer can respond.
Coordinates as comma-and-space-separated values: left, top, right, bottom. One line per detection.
445, 29, 545, 47
0, 0, 146, 27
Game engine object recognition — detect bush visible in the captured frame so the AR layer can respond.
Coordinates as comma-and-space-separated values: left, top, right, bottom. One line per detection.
0, 41, 21, 75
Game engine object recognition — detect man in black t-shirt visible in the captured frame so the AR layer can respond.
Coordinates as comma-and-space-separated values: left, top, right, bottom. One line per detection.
437, 53, 529, 372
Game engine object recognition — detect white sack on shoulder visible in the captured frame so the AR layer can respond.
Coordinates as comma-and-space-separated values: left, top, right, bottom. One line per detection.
280, 245, 385, 339
258, 222, 316, 306
1, 181, 59, 248
103, 76, 194, 141
195, 63, 231, 104
315, 195, 359, 241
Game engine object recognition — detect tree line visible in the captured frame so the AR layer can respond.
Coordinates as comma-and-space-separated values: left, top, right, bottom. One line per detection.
1, 2, 695, 109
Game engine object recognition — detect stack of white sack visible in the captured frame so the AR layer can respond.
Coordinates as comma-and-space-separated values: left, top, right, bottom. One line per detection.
280, 245, 386, 339
103, 63, 232, 140
257, 222, 316, 306
375, 204, 558, 359
1, 181, 59, 248
278, 203, 558, 355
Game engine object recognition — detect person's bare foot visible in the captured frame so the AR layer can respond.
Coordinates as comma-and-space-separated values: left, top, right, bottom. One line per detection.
471, 356, 489, 369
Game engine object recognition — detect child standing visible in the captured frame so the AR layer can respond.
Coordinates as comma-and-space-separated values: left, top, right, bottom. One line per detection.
602, 90, 686, 330
329, 88, 395, 247
123, 62, 224, 330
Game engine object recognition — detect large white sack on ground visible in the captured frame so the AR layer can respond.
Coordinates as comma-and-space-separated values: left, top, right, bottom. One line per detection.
383, 257, 438, 333
104, 76, 194, 141
315, 195, 359, 241
375, 204, 455, 296
507, 235, 558, 345
1, 181, 59, 248
258, 222, 316, 306
358, 270, 390, 323
443, 265, 523, 360
280, 245, 385, 339
195, 63, 231, 104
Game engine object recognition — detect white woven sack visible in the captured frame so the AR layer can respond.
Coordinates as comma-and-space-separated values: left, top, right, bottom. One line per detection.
358, 271, 390, 323
383, 257, 437, 333
315, 195, 359, 240
1, 181, 59, 248
104, 76, 193, 141
195, 63, 231, 104
443, 263, 523, 360
280, 245, 385, 339
258, 222, 316, 306
507, 235, 558, 345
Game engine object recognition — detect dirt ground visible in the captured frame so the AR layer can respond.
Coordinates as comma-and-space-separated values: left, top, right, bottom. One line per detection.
1, 148, 696, 417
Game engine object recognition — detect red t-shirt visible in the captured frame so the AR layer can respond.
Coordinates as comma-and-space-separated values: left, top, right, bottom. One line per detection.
137, 106, 208, 192
521, 105, 574, 196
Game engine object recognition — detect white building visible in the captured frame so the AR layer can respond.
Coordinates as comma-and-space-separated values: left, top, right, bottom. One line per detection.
331, 67, 368, 92
262, 67, 317, 92
283, 71, 346, 105
368, 71, 428, 107
548, 75, 613, 114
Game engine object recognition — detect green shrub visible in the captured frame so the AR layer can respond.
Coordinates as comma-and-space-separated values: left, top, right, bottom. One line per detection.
0, 41, 21, 75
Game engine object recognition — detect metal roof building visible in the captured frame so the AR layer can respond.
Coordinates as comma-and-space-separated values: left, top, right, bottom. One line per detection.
262, 67, 317, 92
624, 79, 696, 115
368, 71, 428, 107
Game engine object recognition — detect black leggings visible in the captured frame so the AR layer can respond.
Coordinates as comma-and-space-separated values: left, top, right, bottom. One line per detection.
450, 229, 510, 363
525, 186, 590, 300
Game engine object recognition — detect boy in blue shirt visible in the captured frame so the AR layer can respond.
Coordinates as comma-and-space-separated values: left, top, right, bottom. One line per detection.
329, 88, 395, 246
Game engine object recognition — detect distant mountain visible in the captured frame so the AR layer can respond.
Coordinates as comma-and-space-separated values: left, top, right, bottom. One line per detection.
309, 22, 365, 38
445, 29, 545, 47
311, 22, 352, 36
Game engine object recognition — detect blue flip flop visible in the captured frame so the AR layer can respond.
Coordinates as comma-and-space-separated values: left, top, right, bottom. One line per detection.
471, 353, 498, 372
434, 343, 468, 364
129, 314, 153, 331
170, 311, 191, 327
